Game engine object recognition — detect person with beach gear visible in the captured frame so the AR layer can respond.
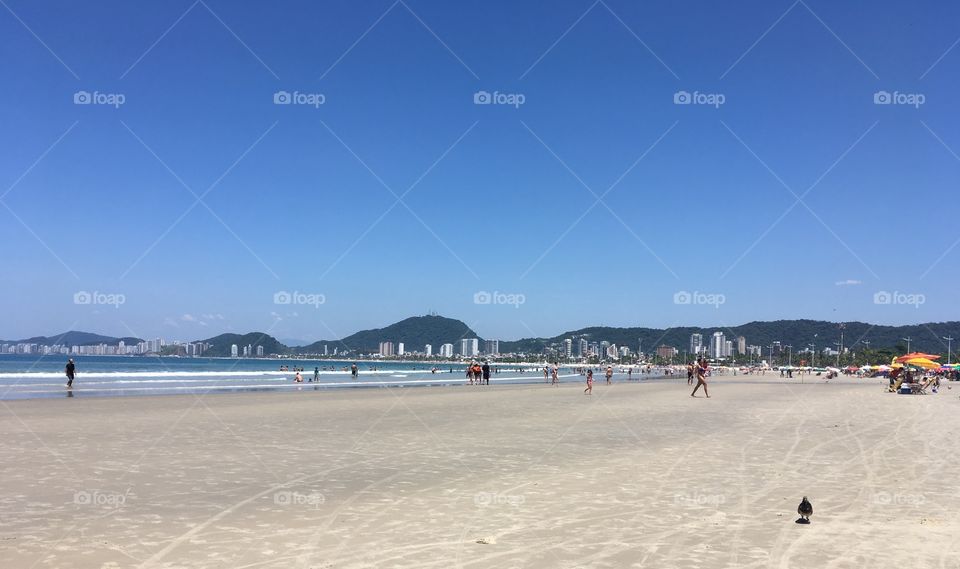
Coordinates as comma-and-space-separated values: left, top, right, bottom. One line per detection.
691, 357, 710, 398
65, 358, 76, 388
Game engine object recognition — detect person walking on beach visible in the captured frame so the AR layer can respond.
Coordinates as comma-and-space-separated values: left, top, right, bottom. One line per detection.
482, 361, 491, 385
65, 358, 76, 388
605, 365, 613, 385
551, 363, 559, 386
584, 369, 593, 395
691, 357, 710, 398
687, 363, 694, 386
313, 367, 319, 382
543, 366, 549, 383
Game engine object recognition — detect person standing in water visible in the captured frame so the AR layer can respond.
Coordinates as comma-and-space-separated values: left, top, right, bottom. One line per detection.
313, 366, 319, 383
605, 365, 613, 385
65, 359, 76, 388
351, 363, 358, 380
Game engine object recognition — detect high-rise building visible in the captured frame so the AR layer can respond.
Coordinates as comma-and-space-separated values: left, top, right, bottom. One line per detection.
725, 340, 733, 358
600, 341, 610, 358
606, 344, 618, 359
690, 333, 703, 355
425, 344, 433, 357
709, 332, 725, 359
563, 338, 572, 357
460, 338, 479, 357
736, 336, 746, 355
379, 342, 394, 357
256, 345, 264, 357
484, 339, 499, 356
397, 343, 405, 356
577, 338, 588, 357
230, 344, 238, 358
440, 343, 454, 358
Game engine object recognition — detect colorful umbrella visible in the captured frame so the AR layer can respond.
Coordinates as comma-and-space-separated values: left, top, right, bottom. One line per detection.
894, 353, 941, 363
903, 357, 939, 369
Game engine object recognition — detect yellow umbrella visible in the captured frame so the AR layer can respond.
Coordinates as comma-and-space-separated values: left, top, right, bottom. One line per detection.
904, 357, 939, 369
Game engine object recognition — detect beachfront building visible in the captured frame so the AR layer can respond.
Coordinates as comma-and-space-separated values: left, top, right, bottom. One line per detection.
398, 343, 405, 356
709, 332, 726, 359
230, 344, 238, 358
563, 338, 572, 357
725, 340, 733, 357
690, 333, 703, 355
736, 336, 746, 355
656, 345, 677, 359
379, 342, 395, 357
425, 344, 432, 356
485, 339, 499, 356
577, 338, 588, 357
460, 338, 479, 357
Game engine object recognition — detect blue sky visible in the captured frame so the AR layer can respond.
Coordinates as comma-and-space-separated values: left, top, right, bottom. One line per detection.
1, 0, 959, 343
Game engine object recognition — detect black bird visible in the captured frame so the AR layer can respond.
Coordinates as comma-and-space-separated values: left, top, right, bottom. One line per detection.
797, 496, 813, 524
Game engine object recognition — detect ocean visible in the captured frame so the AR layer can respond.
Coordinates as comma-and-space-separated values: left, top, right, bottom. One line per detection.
0, 354, 643, 400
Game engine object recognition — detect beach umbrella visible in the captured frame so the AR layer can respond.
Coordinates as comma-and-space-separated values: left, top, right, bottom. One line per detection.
903, 357, 939, 370
894, 353, 940, 363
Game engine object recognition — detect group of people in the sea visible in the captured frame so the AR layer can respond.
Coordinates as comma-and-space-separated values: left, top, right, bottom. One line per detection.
294, 363, 359, 383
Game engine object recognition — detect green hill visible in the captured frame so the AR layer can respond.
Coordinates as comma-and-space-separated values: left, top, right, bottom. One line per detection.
296, 315, 481, 354
200, 333, 288, 357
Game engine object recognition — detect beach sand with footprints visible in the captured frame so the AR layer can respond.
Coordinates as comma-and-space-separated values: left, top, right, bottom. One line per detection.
1, 376, 958, 568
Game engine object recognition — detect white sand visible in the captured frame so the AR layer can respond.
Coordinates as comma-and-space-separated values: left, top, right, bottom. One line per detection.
1, 376, 958, 568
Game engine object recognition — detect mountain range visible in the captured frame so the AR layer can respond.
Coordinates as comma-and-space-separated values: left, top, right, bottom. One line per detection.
6, 316, 960, 357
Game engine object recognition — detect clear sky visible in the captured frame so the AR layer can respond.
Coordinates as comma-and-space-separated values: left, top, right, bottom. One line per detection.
1, 0, 958, 343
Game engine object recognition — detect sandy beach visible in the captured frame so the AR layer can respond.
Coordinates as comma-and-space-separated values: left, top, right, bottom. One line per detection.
1, 376, 958, 569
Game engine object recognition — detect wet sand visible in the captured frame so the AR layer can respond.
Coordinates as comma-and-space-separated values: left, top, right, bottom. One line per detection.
1, 376, 958, 568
